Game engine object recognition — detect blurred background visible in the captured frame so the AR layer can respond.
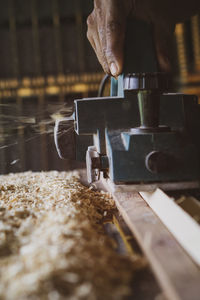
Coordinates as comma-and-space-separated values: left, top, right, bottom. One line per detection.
0, 0, 199, 174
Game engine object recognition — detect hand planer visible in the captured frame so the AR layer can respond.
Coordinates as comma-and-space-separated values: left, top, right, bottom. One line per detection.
55, 19, 200, 191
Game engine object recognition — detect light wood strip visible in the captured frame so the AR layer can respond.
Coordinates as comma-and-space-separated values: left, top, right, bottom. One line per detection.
140, 189, 200, 267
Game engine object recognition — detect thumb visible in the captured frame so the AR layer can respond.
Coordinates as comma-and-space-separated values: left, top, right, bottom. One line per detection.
105, 17, 127, 76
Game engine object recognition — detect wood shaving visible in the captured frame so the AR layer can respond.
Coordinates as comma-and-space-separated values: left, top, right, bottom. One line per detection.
0, 171, 141, 300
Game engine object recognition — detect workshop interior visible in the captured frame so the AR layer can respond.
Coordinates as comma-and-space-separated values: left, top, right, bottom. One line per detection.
0, 0, 200, 299
0, 0, 199, 174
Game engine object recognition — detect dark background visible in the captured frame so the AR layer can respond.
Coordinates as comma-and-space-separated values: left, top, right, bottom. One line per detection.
0, 0, 102, 174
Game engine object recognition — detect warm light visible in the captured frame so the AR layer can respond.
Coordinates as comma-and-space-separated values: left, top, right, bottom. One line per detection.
72, 83, 89, 93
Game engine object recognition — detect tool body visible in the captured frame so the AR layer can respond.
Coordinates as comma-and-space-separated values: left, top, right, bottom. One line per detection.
74, 19, 200, 187
55, 19, 200, 188
75, 76, 200, 186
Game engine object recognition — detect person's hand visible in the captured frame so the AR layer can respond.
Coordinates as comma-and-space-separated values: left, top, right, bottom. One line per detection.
87, 0, 132, 76
87, 0, 199, 76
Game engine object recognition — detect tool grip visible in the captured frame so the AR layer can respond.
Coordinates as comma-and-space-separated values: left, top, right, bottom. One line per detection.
111, 18, 159, 96
123, 18, 158, 73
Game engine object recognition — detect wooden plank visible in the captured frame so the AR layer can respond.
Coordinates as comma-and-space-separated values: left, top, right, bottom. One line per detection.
111, 190, 200, 300
140, 189, 200, 267
105, 214, 162, 300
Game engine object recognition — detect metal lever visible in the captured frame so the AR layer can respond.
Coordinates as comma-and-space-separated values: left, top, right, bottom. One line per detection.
54, 116, 76, 160
138, 90, 160, 129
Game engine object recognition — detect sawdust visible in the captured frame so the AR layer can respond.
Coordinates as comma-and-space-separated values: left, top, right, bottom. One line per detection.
0, 171, 143, 300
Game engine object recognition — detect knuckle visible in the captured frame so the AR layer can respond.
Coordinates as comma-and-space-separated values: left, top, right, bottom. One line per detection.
95, 7, 103, 19
101, 47, 114, 66
87, 13, 95, 27
104, 48, 114, 61
98, 26, 105, 39
94, 0, 103, 15
94, 0, 101, 9
86, 30, 92, 42
102, 46, 108, 58
102, 62, 110, 74
97, 52, 109, 73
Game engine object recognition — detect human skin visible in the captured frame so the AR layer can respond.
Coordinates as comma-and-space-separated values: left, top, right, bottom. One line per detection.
87, 0, 200, 75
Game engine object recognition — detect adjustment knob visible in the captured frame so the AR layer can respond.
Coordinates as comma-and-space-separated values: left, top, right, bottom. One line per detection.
124, 72, 168, 92
145, 151, 176, 174
54, 117, 76, 160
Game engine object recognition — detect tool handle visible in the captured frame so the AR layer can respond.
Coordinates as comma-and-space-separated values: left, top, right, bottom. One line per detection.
123, 18, 158, 73
111, 18, 159, 97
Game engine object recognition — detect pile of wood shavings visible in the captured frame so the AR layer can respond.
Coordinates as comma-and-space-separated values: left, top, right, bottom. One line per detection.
0, 171, 143, 300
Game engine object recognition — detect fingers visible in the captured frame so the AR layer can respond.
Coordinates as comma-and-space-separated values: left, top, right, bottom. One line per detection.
87, 12, 110, 73
104, 17, 126, 76
87, 0, 132, 77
